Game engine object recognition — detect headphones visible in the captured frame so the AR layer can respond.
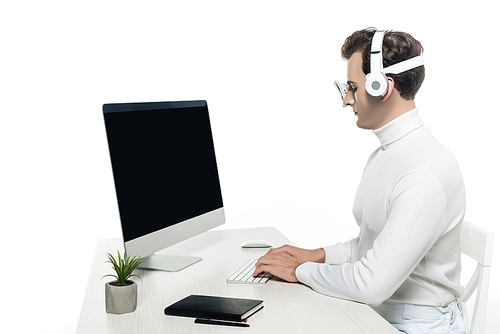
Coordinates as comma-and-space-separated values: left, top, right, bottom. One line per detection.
365, 30, 425, 98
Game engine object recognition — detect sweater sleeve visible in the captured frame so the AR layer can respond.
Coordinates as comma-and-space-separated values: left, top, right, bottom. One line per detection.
322, 237, 359, 265
295, 170, 448, 306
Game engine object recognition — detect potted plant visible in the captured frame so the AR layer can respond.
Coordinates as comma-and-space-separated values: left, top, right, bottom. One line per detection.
101, 251, 143, 315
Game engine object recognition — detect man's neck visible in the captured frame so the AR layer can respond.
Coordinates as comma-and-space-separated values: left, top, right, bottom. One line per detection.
373, 97, 416, 130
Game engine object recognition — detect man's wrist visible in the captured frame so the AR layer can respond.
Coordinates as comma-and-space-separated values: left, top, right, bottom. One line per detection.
312, 248, 326, 263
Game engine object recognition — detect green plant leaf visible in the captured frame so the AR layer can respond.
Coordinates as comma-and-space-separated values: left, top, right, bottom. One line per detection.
128, 274, 143, 282
101, 274, 118, 281
102, 251, 143, 285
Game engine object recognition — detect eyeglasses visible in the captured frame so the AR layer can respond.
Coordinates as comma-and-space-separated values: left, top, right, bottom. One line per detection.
334, 80, 349, 107
334, 80, 359, 108
334, 80, 358, 107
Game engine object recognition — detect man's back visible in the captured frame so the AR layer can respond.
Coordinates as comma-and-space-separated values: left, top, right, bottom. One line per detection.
353, 108, 465, 306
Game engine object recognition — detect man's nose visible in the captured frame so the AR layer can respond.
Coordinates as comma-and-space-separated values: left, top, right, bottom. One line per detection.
343, 90, 354, 107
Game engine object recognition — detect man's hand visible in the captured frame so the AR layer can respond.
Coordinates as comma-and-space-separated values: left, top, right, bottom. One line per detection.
253, 251, 302, 282
266, 245, 326, 263
252, 244, 326, 282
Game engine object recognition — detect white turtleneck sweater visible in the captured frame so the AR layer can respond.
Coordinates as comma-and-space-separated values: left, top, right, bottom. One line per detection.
296, 108, 465, 307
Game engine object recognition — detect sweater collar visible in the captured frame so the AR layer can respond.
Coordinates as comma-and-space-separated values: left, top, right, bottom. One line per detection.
372, 108, 423, 148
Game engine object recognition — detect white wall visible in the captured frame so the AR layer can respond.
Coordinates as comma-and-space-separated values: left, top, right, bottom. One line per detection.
1, 1, 498, 333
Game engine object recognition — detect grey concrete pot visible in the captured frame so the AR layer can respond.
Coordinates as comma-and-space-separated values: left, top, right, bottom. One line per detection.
105, 280, 137, 315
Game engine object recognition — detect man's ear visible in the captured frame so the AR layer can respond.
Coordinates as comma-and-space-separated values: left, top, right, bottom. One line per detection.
381, 77, 395, 102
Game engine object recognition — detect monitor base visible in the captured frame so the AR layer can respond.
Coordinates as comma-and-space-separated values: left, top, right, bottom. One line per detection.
139, 254, 202, 272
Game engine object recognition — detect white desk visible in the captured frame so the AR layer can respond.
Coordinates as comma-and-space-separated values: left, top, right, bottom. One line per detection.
77, 227, 398, 333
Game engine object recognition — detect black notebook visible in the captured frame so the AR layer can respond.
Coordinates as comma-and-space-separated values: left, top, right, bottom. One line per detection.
164, 295, 263, 323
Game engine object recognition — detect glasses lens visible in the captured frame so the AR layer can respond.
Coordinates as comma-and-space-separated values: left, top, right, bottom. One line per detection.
334, 80, 348, 107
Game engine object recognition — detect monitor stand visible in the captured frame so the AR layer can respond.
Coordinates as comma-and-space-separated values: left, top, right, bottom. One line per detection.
139, 254, 202, 272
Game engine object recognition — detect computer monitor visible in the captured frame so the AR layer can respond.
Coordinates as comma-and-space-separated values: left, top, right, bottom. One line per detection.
103, 100, 225, 271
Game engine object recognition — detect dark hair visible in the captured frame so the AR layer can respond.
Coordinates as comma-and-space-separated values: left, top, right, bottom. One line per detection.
341, 27, 425, 100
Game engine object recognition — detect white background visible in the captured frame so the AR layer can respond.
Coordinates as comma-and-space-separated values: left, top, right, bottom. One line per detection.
1, 1, 498, 333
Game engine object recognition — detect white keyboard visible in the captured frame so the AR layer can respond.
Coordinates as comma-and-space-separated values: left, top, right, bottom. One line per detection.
227, 258, 273, 284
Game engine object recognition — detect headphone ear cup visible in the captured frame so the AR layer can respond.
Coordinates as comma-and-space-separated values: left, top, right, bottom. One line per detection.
365, 73, 389, 97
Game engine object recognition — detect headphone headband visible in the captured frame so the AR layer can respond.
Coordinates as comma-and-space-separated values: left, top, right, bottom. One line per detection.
370, 30, 386, 75
383, 55, 424, 74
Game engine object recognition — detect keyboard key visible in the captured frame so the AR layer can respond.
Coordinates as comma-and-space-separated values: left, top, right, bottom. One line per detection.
227, 258, 273, 284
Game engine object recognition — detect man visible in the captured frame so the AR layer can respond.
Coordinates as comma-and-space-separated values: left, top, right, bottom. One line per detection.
254, 28, 467, 334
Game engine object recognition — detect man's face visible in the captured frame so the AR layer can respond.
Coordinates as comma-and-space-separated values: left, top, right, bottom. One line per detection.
344, 52, 385, 130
